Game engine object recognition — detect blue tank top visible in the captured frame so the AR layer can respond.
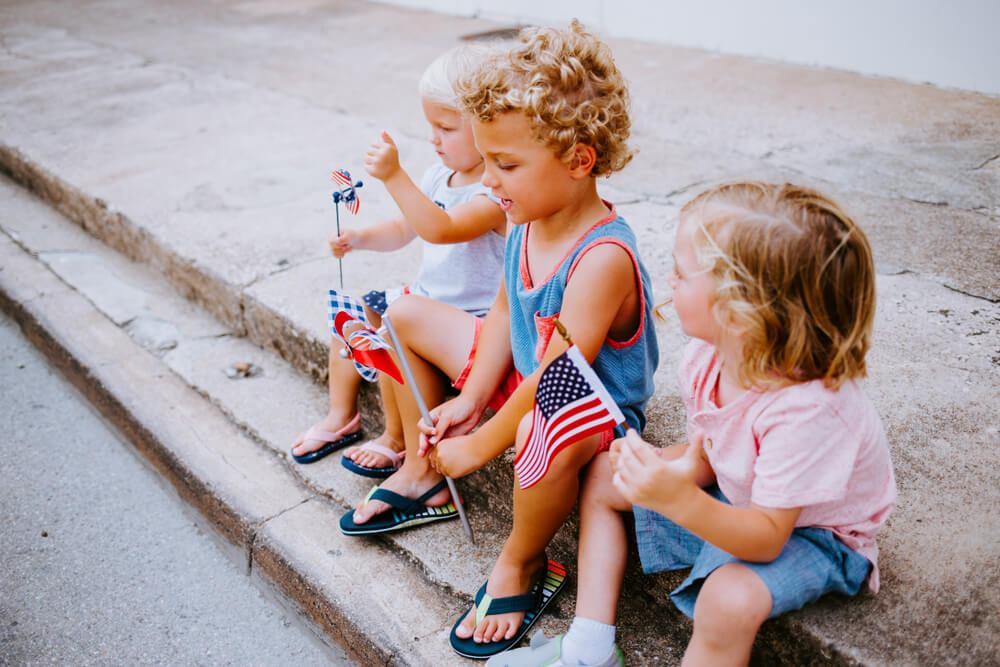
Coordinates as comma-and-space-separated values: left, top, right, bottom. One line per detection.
505, 206, 659, 433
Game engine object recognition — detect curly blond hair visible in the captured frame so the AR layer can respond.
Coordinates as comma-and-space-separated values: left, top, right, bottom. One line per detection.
681, 182, 876, 390
457, 19, 634, 177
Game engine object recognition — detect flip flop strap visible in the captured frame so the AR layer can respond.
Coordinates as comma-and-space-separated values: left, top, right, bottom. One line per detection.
305, 413, 361, 442
367, 486, 423, 515
365, 479, 449, 515
415, 479, 449, 504
473, 582, 541, 626
357, 441, 405, 466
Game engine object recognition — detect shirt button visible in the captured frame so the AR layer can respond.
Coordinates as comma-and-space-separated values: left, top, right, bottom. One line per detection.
705, 437, 713, 450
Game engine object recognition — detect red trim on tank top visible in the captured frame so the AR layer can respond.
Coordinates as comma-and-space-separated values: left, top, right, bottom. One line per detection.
519, 201, 618, 291
566, 238, 647, 349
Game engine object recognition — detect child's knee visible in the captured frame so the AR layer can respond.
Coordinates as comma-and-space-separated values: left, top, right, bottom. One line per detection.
513, 416, 599, 488
513, 411, 534, 456
694, 564, 772, 637
383, 295, 415, 328
581, 452, 617, 506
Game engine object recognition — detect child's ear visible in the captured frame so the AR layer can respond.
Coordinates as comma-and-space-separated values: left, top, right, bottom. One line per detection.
568, 143, 597, 178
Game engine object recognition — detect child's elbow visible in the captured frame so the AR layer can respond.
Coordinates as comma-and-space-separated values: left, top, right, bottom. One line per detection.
737, 540, 786, 564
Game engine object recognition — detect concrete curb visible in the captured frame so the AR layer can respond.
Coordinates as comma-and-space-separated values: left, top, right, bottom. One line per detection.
0, 223, 463, 667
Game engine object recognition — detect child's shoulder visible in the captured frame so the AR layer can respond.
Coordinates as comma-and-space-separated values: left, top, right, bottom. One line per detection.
419, 162, 452, 192
755, 377, 884, 444
678, 339, 717, 379
592, 206, 636, 242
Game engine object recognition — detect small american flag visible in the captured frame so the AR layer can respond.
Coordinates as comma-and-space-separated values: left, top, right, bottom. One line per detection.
332, 169, 360, 215
514, 345, 625, 489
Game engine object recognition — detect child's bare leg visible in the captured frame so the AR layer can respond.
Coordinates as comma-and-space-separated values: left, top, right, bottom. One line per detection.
343, 373, 404, 468
575, 450, 632, 624
455, 413, 602, 643
293, 306, 383, 456
683, 563, 771, 667
352, 296, 476, 522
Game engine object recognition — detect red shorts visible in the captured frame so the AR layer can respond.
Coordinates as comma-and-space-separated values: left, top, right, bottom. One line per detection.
452, 317, 523, 412
597, 429, 616, 453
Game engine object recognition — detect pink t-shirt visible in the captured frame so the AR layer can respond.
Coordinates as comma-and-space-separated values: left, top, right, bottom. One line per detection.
679, 340, 896, 591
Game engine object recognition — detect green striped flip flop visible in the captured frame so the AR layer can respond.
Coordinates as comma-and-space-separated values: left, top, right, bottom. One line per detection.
339, 479, 457, 536
450, 559, 567, 659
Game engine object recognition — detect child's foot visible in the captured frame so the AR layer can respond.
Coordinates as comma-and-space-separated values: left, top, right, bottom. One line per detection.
342, 432, 404, 469
351, 467, 451, 524
484, 633, 624, 667
290, 413, 362, 463
455, 552, 549, 644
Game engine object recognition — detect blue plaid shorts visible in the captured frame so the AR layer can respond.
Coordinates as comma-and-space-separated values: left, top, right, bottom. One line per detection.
633, 486, 871, 619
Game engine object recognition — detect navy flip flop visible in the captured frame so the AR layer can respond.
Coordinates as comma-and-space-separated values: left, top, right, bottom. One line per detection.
340, 479, 458, 536
450, 560, 567, 660
290, 415, 363, 464
340, 441, 405, 478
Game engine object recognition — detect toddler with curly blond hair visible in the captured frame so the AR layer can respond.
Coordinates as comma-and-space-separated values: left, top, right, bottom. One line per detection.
338, 21, 659, 660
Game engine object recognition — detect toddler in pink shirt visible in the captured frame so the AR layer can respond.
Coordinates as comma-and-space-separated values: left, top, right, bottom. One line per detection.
490, 181, 896, 667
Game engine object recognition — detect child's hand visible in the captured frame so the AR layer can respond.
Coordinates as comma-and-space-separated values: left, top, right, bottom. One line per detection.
612, 429, 704, 513
329, 229, 360, 258
427, 433, 482, 478
364, 131, 402, 182
417, 395, 482, 457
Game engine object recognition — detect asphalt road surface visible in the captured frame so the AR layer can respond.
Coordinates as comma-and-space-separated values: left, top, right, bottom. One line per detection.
0, 312, 354, 665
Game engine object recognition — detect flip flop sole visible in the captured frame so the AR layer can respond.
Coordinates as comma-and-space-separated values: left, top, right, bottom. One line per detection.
340, 455, 402, 478
450, 560, 567, 660
290, 430, 364, 464
339, 502, 458, 536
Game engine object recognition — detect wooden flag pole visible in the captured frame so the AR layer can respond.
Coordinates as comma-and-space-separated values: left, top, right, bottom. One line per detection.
552, 317, 573, 346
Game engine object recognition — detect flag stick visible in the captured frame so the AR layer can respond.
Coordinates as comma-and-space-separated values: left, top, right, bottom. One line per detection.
553, 317, 573, 346
381, 315, 476, 544
334, 201, 344, 290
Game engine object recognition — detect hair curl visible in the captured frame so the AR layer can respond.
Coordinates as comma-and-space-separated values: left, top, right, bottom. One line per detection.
457, 19, 634, 176
682, 182, 876, 390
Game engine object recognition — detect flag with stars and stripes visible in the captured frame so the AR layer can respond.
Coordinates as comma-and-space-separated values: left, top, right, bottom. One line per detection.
332, 169, 360, 215
514, 345, 625, 489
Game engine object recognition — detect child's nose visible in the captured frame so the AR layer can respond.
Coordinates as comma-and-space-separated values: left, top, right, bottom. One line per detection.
480, 167, 498, 188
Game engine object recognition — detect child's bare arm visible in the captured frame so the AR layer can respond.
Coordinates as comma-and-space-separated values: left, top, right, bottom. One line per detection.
550, 243, 637, 363
428, 240, 639, 475
366, 132, 507, 242
329, 216, 416, 257
614, 430, 801, 562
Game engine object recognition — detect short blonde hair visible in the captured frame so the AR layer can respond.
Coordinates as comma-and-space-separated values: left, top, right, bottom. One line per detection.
418, 42, 498, 109
682, 182, 875, 390
458, 20, 633, 177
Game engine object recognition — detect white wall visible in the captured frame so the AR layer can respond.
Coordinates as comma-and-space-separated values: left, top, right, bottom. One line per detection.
372, 0, 1000, 96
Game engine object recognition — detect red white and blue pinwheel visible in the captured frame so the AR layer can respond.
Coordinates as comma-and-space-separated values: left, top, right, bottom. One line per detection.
331, 169, 363, 289
328, 290, 403, 384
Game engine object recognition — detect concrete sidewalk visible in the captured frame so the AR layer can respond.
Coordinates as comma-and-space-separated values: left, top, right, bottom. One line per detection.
2, 0, 998, 664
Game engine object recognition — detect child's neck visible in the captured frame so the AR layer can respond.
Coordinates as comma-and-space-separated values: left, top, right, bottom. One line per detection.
714, 339, 749, 407
448, 160, 485, 188
531, 182, 608, 245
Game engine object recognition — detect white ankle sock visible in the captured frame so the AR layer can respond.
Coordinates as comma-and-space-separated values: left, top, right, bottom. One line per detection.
562, 616, 616, 665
